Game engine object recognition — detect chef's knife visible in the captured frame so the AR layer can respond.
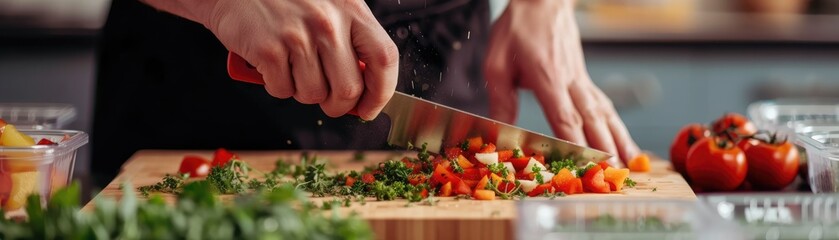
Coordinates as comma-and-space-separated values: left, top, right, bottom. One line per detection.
226, 53, 611, 162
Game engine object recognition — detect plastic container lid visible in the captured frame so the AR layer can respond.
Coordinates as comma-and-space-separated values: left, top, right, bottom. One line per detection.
701, 193, 839, 239
0, 103, 76, 130
516, 199, 741, 240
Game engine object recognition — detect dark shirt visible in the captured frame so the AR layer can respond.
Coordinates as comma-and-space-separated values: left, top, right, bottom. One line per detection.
92, 0, 489, 187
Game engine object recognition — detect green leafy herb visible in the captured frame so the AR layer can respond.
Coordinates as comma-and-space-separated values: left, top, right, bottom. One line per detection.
450, 158, 464, 173
576, 162, 596, 177
652, 187, 657, 192
460, 140, 469, 151
488, 162, 508, 177
624, 178, 637, 188
549, 159, 576, 174
512, 148, 524, 158
1, 182, 373, 239
137, 173, 188, 196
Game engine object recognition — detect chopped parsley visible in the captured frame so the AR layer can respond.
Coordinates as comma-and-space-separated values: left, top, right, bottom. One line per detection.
624, 178, 637, 188
488, 162, 508, 177
512, 148, 524, 158
450, 158, 464, 173
549, 159, 576, 174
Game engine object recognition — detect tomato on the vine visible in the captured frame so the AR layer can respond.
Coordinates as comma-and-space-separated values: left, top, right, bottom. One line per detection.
685, 137, 747, 191
712, 113, 757, 140
745, 138, 799, 190
669, 124, 710, 176
179, 155, 211, 178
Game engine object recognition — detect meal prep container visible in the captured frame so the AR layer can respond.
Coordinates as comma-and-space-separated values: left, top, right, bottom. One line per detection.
0, 130, 87, 212
748, 100, 839, 193
0, 103, 76, 130
516, 199, 739, 240
701, 193, 839, 240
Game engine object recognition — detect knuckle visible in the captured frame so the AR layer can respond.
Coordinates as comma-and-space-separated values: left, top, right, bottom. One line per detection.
554, 109, 583, 133
281, 31, 307, 50
320, 104, 345, 118
306, 12, 338, 42
374, 41, 399, 67
336, 83, 363, 101
264, 85, 293, 99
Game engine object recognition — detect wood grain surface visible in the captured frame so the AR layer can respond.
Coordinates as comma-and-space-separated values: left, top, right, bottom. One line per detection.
85, 150, 695, 240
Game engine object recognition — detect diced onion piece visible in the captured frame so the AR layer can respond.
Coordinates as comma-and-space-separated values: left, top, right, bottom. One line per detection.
540, 171, 555, 183
503, 162, 515, 176
475, 152, 499, 165
518, 180, 538, 192
523, 158, 546, 174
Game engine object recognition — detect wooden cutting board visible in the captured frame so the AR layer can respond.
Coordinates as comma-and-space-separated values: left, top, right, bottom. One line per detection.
85, 150, 695, 240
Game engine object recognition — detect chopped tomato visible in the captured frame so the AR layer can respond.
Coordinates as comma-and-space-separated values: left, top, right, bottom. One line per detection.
456, 155, 474, 169
478, 143, 496, 153
179, 155, 211, 178
461, 168, 487, 181
531, 155, 545, 165
508, 157, 531, 172
628, 153, 651, 172
475, 175, 489, 191
401, 157, 422, 173
515, 171, 534, 181
463, 179, 479, 188
36, 138, 56, 145
497, 181, 517, 193
473, 189, 495, 200
420, 188, 429, 198
445, 147, 463, 159
466, 137, 483, 152
527, 183, 555, 197
582, 165, 610, 193
432, 164, 458, 185
604, 167, 630, 191
407, 174, 427, 186
497, 150, 514, 162
211, 148, 238, 167
439, 182, 452, 197
361, 173, 376, 184
345, 176, 357, 187
597, 161, 611, 170
453, 178, 472, 195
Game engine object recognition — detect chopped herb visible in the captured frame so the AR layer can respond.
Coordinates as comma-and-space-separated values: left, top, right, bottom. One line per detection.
460, 140, 469, 151
624, 178, 637, 188
512, 148, 524, 158
549, 159, 576, 174
138, 173, 188, 196
576, 162, 596, 177
450, 158, 464, 173
488, 162, 508, 177
652, 187, 658, 192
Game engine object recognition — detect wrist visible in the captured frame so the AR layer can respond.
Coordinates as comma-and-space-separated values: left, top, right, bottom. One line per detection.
140, 0, 221, 27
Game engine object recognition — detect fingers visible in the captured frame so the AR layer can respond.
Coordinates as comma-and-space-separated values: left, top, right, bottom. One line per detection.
592, 86, 641, 163
532, 83, 587, 146
287, 32, 328, 105
255, 46, 295, 99
568, 80, 619, 159
351, 7, 399, 120
483, 39, 519, 124
310, 11, 363, 117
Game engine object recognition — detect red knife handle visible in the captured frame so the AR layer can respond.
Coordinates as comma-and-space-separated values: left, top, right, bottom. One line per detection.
226, 52, 367, 116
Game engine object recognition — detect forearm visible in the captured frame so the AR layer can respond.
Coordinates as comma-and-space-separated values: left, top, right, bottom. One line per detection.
139, 0, 219, 26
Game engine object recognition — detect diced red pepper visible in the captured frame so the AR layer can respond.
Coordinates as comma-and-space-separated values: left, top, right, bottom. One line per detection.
582, 165, 610, 193
497, 150, 514, 162
515, 171, 535, 181
508, 156, 531, 172
597, 161, 611, 170
478, 143, 496, 153
361, 173, 376, 184
345, 176, 357, 187
497, 181, 517, 193
527, 183, 555, 197
432, 164, 459, 186
453, 178, 472, 195
211, 148, 238, 167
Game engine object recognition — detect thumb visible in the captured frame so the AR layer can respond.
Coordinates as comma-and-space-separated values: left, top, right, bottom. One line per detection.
483, 47, 518, 124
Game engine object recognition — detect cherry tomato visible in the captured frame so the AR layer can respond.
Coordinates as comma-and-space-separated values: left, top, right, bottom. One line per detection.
179, 155, 211, 178
669, 124, 710, 177
211, 148, 238, 167
685, 137, 747, 191
745, 140, 799, 190
712, 113, 757, 141
361, 173, 376, 184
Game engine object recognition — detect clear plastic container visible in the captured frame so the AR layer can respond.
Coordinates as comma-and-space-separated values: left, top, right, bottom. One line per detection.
748, 99, 839, 132
0, 129, 87, 212
701, 193, 839, 240
0, 103, 76, 130
516, 199, 740, 240
798, 130, 839, 193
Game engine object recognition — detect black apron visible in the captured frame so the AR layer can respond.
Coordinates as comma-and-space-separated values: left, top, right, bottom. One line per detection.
92, 0, 490, 186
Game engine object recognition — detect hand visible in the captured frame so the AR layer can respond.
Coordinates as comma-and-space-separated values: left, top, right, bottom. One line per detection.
483, 0, 640, 165
201, 0, 399, 120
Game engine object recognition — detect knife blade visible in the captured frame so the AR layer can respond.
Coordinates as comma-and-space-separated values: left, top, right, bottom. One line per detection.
226, 53, 612, 162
